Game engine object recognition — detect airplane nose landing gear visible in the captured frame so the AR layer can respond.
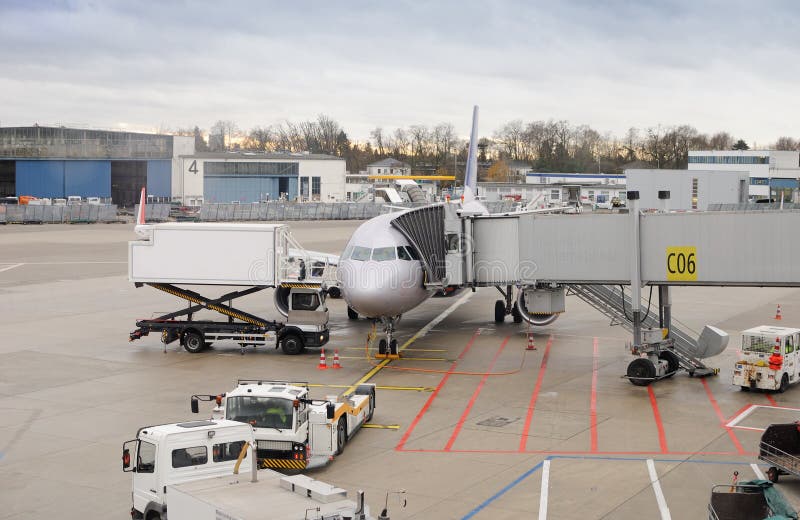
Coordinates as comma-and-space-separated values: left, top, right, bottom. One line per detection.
375, 316, 400, 359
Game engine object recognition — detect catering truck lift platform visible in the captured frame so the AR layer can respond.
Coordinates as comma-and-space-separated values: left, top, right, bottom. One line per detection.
128, 221, 331, 355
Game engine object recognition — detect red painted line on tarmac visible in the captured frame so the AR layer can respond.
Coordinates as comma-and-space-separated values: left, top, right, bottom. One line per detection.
648, 386, 669, 453
444, 335, 510, 451
590, 337, 599, 452
400, 448, 755, 456
519, 335, 553, 452
395, 330, 479, 451
701, 378, 745, 455
765, 394, 778, 407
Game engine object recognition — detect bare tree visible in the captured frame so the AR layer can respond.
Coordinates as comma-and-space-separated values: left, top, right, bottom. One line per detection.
370, 127, 385, 156
774, 136, 798, 151
210, 120, 238, 151
708, 132, 733, 151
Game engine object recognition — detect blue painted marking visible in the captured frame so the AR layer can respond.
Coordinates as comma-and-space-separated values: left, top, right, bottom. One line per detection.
462, 455, 765, 519
461, 459, 547, 519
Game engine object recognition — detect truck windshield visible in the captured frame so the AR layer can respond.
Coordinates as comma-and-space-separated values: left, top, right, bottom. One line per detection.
226, 396, 293, 430
742, 335, 775, 354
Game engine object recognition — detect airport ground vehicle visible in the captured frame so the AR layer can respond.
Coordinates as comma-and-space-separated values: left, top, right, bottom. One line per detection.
122, 420, 372, 519
759, 421, 800, 483
128, 221, 330, 355
192, 380, 376, 470
67, 195, 82, 204
707, 480, 796, 520
733, 326, 800, 392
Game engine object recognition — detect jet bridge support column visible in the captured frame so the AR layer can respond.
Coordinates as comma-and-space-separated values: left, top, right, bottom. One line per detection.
629, 191, 642, 347
658, 285, 672, 337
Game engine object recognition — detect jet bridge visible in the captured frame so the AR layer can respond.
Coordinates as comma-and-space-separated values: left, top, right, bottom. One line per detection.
391, 194, 800, 385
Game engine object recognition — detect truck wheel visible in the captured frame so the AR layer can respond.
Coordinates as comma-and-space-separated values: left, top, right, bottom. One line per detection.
146, 512, 161, 520
740, 386, 751, 392
347, 306, 358, 320
658, 350, 680, 377
494, 300, 506, 323
778, 374, 789, 393
355, 385, 375, 421
767, 466, 780, 483
280, 333, 305, 355
183, 331, 205, 354
627, 358, 655, 386
335, 416, 347, 455
512, 303, 523, 323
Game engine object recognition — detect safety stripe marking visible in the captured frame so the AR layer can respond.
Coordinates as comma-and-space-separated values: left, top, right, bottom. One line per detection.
538, 459, 551, 520
396, 330, 479, 451
296, 383, 434, 392
647, 459, 672, 520
362, 424, 400, 430
519, 335, 553, 452
342, 290, 473, 396
701, 379, 745, 455
444, 335, 509, 451
648, 386, 668, 453
750, 463, 766, 480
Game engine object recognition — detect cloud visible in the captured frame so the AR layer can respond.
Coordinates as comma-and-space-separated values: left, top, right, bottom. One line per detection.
0, 0, 798, 143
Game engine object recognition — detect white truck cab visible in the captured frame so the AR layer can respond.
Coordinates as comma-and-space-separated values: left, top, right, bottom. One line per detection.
733, 325, 800, 392
122, 419, 254, 520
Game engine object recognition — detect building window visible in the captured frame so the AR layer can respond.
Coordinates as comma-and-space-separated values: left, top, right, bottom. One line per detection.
692, 178, 698, 209
301, 177, 309, 198
312, 176, 321, 200
550, 189, 560, 200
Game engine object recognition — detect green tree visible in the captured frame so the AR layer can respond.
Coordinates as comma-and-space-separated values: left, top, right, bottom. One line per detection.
732, 139, 749, 150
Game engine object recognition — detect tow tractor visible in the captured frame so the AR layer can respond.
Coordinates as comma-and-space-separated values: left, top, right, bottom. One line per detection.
733, 326, 800, 393
191, 380, 376, 470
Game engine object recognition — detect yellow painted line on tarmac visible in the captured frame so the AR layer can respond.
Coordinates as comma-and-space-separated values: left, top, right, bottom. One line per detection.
340, 346, 447, 353
340, 355, 446, 362
343, 291, 474, 396
362, 424, 400, 430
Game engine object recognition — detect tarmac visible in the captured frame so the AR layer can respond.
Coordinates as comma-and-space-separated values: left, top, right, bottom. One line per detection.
1, 221, 799, 519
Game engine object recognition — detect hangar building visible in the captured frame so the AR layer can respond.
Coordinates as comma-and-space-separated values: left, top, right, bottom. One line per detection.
179, 151, 346, 204
0, 126, 193, 206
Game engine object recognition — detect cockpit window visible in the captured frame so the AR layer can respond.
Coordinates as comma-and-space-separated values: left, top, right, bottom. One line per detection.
341, 245, 353, 260
350, 246, 372, 261
372, 247, 396, 261
397, 246, 412, 261
405, 246, 420, 260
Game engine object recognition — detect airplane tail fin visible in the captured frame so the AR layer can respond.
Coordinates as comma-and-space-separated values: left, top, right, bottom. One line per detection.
137, 187, 146, 225
462, 105, 479, 203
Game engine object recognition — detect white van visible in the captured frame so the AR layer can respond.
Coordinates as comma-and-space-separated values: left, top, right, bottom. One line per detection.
67, 195, 82, 205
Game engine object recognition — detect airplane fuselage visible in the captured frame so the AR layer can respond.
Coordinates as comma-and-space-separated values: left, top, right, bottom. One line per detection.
338, 212, 433, 318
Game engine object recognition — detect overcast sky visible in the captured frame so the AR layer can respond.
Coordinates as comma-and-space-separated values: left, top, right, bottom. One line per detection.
1, 0, 798, 145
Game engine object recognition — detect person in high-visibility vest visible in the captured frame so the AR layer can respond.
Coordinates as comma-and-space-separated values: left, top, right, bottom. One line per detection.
264, 406, 288, 428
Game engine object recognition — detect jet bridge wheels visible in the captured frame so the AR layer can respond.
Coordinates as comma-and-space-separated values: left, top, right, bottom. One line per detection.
512, 303, 523, 323
627, 357, 656, 386
494, 300, 506, 323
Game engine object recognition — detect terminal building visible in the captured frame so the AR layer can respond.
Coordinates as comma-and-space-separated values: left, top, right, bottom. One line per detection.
0, 126, 347, 205
688, 150, 800, 200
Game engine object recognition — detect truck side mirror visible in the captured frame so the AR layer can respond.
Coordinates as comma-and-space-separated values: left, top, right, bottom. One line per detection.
191, 397, 199, 414
326, 402, 335, 420
122, 439, 137, 472
122, 448, 131, 470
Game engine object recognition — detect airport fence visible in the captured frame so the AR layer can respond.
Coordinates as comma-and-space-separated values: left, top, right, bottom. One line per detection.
0, 204, 121, 224
198, 201, 517, 221
708, 202, 800, 212
133, 203, 171, 222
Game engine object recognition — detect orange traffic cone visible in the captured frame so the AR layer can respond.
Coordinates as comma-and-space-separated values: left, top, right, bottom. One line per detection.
526, 332, 537, 351
775, 305, 782, 320
332, 349, 342, 369
317, 348, 328, 370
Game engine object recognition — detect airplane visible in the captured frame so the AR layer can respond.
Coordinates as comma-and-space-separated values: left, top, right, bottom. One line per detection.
337, 106, 560, 357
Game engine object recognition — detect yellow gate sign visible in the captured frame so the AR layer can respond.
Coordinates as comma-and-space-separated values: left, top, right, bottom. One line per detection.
666, 246, 697, 281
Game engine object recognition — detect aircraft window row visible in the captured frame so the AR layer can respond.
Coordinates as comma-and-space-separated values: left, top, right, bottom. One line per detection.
342, 245, 420, 262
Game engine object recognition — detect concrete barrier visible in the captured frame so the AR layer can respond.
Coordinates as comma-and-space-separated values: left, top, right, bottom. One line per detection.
0, 204, 121, 224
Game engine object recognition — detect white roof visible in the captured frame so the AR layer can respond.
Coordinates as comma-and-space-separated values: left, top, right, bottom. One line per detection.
742, 325, 800, 336
138, 420, 251, 442
226, 382, 308, 399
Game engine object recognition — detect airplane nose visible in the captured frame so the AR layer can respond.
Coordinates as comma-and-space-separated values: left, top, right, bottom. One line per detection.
338, 260, 423, 317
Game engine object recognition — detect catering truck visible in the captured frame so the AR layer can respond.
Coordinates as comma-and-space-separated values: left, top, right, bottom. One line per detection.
128, 219, 331, 355
191, 380, 376, 470
122, 419, 372, 519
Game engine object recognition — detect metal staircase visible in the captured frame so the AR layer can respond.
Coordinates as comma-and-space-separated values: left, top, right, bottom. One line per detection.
567, 284, 716, 376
